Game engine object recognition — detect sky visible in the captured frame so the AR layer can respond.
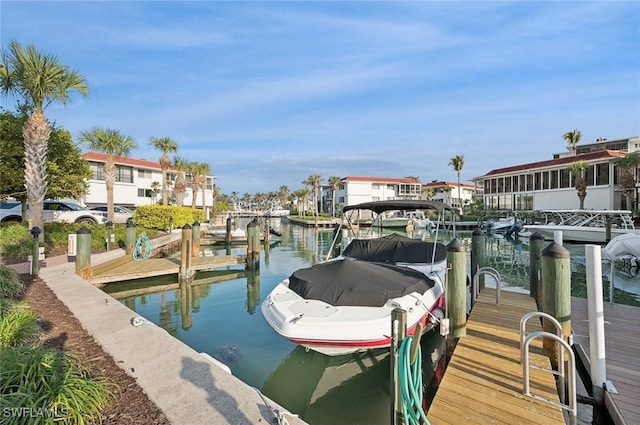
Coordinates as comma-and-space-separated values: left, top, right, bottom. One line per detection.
1, 1, 639, 196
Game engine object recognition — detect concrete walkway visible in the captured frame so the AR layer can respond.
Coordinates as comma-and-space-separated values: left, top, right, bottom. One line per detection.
9, 243, 307, 425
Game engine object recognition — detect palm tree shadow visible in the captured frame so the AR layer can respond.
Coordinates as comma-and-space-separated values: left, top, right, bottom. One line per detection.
180, 356, 276, 424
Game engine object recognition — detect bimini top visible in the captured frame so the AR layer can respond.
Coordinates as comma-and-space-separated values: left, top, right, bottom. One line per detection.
342, 199, 455, 214
342, 233, 447, 264
288, 259, 434, 307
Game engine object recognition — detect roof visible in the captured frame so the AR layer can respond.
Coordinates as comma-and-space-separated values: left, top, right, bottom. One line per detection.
423, 180, 475, 189
342, 176, 420, 184
84, 152, 161, 170
474, 150, 627, 180
343, 199, 455, 213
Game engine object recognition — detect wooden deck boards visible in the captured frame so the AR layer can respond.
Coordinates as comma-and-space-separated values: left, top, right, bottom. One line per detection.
428, 289, 566, 425
571, 298, 640, 425
91, 254, 245, 285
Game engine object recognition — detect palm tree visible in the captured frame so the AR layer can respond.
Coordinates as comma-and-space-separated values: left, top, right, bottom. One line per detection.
79, 128, 136, 222
149, 137, 178, 206
198, 163, 211, 214
327, 176, 341, 217
563, 129, 581, 156
449, 155, 464, 210
150, 181, 161, 204
568, 161, 588, 209
172, 156, 189, 207
612, 152, 640, 210
303, 174, 322, 218
0, 41, 89, 241
187, 161, 208, 210
277, 185, 289, 209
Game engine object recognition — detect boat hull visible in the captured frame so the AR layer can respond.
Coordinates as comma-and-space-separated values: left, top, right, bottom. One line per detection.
524, 225, 640, 243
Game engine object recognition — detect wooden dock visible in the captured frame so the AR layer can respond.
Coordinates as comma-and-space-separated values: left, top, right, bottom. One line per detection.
91, 254, 245, 285
571, 297, 640, 425
428, 289, 565, 425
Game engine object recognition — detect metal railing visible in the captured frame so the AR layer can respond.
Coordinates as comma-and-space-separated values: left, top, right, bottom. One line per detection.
471, 266, 502, 305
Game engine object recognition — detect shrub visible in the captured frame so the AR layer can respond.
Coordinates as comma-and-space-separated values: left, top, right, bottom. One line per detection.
134, 205, 204, 230
0, 265, 23, 298
0, 346, 118, 425
0, 299, 41, 348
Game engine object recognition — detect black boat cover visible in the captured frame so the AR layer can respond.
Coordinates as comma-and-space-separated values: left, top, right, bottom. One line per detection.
342, 233, 446, 264
288, 259, 435, 307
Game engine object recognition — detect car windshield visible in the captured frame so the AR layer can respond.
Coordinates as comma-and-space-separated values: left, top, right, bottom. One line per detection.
62, 202, 86, 211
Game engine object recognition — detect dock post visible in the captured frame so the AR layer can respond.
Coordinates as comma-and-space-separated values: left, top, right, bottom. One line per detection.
585, 245, 607, 407
470, 228, 485, 292
390, 308, 407, 425
225, 216, 232, 245
529, 232, 545, 308
191, 221, 201, 258
263, 218, 270, 244
179, 280, 192, 330
541, 241, 571, 368
75, 226, 92, 280
447, 238, 467, 339
246, 220, 260, 270
125, 221, 136, 256
180, 224, 192, 280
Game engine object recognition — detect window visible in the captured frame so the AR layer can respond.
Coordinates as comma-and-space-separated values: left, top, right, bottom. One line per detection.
585, 165, 595, 186
542, 171, 549, 189
526, 174, 533, 191
89, 163, 105, 180
595, 163, 609, 185
534, 173, 541, 190
206, 177, 213, 191
560, 169, 570, 188
372, 183, 382, 190
116, 166, 133, 183
138, 169, 152, 179
138, 188, 153, 197
519, 175, 525, 192
505, 177, 511, 193
550, 170, 558, 189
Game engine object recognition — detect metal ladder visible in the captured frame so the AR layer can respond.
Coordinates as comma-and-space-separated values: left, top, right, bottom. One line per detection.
520, 311, 577, 425
471, 266, 502, 305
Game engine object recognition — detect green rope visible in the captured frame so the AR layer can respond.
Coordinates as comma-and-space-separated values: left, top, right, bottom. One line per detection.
133, 232, 152, 261
399, 336, 431, 425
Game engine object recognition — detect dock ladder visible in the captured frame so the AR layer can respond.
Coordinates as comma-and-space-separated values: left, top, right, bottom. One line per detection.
472, 266, 502, 305
520, 311, 577, 425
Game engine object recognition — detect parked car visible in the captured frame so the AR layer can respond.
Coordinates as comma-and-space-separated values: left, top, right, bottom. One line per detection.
89, 205, 134, 225
0, 200, 108, 224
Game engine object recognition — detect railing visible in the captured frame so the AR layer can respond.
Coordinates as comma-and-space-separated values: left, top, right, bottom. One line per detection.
520, 312, 576, 425
471, 266, 502, 305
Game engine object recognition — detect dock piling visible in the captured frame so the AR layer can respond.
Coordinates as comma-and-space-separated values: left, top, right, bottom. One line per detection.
446, 238, 467, 339
180, 224, 193, 280
471, 228, 485, 291
191, 221, 201, 258
584, 245, 607, 406
125, 221, 136, 256
390, 308, 407, 425
246, 220, 260, 270
529, 232, 544, 308
75, 226, 92, 280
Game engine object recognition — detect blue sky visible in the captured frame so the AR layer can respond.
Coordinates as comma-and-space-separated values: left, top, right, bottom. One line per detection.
2, 1, 639, 196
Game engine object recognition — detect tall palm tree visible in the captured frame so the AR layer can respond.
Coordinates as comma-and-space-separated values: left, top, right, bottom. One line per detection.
327, 176, 341, 217
277, 185, 289, 209
198, 163, 211, 214
149, 137, 178, 206
79, 128, 136, 222
150, 181, 161, 204
563, 129, 581, 156
0, 41, 89, 241
449, 155, 464, 210
568, 161, 588, 209
172, 156, 189, 207
303, 174, 322, 218
612, 152, 640, 210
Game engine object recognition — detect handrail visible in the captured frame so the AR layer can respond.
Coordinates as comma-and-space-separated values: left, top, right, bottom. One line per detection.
471, 266, 501, 305
522, 331, 576, 425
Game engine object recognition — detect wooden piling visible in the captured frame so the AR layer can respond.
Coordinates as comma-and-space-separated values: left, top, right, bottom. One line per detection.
180, 224, 193, 280
125, 221, 136, 256
246, 220, 260, 270
191, 221, 201, 258
529, 232, 545, 308
471, 228, 485, 291
390, 308, 407, 425
446, 238, 467, 339
75, 226, 92, 280
226, 216, 232, 245
541, 241, 571, 368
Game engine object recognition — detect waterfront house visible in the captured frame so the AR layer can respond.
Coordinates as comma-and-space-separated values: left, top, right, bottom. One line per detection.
422, 180, 477, 210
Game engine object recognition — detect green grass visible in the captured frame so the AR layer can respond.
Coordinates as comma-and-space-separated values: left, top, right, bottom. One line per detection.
0, 265, 23, 298
0, 299, 41, 348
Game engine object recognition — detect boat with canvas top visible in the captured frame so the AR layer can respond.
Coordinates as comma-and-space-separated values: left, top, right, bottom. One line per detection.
261, 200, 456, 356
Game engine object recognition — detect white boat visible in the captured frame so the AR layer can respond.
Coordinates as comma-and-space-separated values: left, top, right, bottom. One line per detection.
261, 200, 455, 356
524, 210, 640, 243
483, 216, 516, 233
602, 233, 640, 266
371, 210, 411, 228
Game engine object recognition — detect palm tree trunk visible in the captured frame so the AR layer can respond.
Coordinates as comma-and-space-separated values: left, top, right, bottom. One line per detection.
161, 169, 168, 205
23, 111, 51, 242
104, 160, 116, 222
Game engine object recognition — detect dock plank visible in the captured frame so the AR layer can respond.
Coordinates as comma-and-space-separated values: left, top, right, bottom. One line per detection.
571, 298, 640, 425
428, 289, 565, 425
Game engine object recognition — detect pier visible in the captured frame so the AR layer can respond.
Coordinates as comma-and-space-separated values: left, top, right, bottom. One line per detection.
428, 288, 566, 425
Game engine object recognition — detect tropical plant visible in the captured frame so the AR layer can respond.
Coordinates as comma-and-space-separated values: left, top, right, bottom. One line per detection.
612, 151, 640, 210
449, 155, 464, 209
149, 137, 178, 206
563, 129, 582, 155
0, 299, 41, 348
277, 185, 289, 210
0, 41, 89, 242
303, 174, 322, 218
188, 162, 210, 211
79, 128, 137, 223
150, 181, 161, 204
0, 264, 22, 298
569, 161, 588, 209
327, 176, 341, 217
0, 345, 117, 425
172, 156, 189, 207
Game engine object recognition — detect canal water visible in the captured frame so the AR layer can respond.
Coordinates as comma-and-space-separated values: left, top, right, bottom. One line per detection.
104, 219, 640, 425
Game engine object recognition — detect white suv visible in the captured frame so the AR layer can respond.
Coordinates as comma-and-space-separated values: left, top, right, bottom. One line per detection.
0, 200, 108, 225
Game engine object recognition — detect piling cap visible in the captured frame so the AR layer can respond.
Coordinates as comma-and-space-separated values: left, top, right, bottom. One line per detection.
447, 238, 465, 252
541, 241, 570, 258
472, 228, 484, 236
182, 223, 192, 229
192, 220, 200, 226
530, 232, 545, 241
247, 220, 258, 228
126, 220, 136, 228
77, 226, 91, 234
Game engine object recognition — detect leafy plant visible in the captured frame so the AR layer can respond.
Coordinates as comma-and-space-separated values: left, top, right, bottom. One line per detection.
0, 299, 41, 348
0, 346, 118, 425
0, 265, 23, 298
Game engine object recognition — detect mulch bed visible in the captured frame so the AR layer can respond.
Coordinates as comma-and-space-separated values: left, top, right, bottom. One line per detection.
18, 274, 171, 425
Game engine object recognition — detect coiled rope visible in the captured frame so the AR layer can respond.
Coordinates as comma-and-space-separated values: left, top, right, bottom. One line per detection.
399, 335, 431, 425
133, 232, 152, 261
